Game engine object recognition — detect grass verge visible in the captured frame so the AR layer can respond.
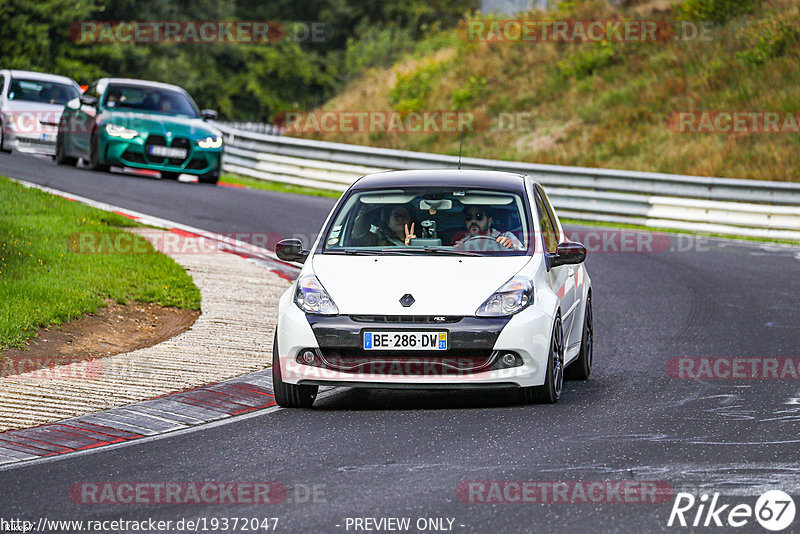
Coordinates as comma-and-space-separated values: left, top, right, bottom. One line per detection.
221, 173, 343, 199
0, 176, 201, 350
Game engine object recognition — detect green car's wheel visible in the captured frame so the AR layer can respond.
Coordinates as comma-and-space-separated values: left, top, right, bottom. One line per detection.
55, 129, 77, 166
198, 171, 219, 185
88, 131, 110, 172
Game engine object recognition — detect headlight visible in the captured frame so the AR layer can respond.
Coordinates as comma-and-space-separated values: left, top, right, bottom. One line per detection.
3, 114, 17, 132
105, 123, 138, 139
294, 275, 339, 315
197, 135, 222, 149
475, 276, 533, 317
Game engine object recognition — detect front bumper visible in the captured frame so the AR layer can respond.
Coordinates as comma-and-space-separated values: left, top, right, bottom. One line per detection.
275, 288, 555, 388
102, 134, 222, 175
3, 132, 56, 155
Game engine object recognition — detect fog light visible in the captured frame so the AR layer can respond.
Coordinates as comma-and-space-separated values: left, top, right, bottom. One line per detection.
502, 353, 516, 367
300, 350, 315, 365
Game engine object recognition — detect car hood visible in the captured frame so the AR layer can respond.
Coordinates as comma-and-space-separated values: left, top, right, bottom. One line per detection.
3, 100, 64, 126
101, 111, 220, 139
311, 254, 533, 315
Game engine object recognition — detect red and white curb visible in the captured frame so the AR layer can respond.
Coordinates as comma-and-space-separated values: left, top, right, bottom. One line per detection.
0, 179, 313, 468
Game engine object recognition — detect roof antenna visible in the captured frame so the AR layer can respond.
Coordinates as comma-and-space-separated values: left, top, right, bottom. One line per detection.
458, 130, 464, 170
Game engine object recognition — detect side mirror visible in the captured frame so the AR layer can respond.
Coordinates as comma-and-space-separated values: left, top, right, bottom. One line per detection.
275, 238, 308, 264
79, 94, 97, 107
201, 109, 218, 120
547, 241, 587, 269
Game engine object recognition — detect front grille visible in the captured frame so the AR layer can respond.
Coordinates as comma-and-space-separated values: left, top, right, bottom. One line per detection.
121, 150, 146, 164
17, 137, 53, 146
314, 348, 497, 375
169, 137, 190, 165
349, 315, 462, 324
144, 135, 166, 164
186, 157, 206, 169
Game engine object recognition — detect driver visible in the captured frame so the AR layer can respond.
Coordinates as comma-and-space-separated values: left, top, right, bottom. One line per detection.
456, 205, 523, 250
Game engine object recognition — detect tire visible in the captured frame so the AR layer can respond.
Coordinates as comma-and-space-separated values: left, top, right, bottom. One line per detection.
88, 131, 110, 172
198, 171, 219, 185
566, 293, 593, 381
0, 123, 11, 153
161, 171, 181, 180
521, 314, 564, 404
55, 130, 77, 166
272, 330, 318, 408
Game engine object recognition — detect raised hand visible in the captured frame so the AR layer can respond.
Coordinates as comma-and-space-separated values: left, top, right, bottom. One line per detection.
404, 223, 416, 246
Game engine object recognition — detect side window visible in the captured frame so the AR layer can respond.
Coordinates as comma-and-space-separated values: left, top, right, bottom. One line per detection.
534, 189, 558, 253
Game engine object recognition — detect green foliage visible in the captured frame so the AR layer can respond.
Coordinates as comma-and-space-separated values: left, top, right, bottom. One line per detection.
450, 75, 487, 109
389, 60, 447, 112
0, 0, 478, 121
557, 40, 619, 79
736, 16, 800, 66
341, 24, 418, 81
678, 0, 763, 25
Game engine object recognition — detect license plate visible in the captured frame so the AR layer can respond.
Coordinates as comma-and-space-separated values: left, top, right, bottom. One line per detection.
148, 145, 187, 158
363, 331, 447, 351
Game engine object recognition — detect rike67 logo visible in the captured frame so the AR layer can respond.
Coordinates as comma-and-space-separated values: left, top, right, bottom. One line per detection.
668, 490, 796, 531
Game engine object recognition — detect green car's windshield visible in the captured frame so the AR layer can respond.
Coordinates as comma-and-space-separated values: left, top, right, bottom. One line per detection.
323, 187, 531, 256
101, 84, 200, 118
7, 79, 79, 105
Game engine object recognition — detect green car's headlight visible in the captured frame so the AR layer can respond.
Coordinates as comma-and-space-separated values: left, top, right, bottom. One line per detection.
105, 124, 139, 139
197, 135, 223, 149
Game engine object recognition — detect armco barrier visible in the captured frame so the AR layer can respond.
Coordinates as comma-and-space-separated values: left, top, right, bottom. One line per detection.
213, 123, 800, 240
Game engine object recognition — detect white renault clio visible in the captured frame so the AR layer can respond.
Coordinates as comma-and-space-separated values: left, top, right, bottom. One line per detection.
273, 170, 592, 407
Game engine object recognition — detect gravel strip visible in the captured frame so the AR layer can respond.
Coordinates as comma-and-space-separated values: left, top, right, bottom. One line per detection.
0, 230, 289, 432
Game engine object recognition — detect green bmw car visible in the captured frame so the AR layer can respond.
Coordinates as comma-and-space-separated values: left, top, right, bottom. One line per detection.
56, 78, 223, 184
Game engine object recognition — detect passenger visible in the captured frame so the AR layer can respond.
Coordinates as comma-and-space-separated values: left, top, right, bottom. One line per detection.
353, 205, 418, 246
456, 205, 523, 250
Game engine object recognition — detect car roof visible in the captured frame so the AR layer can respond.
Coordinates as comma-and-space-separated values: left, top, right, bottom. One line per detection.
4, 70, 79, 86
98, 78, 186, 92
351, 169, 529, 192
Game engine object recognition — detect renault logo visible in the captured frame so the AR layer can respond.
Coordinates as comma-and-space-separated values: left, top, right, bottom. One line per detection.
399, 294, 415, 307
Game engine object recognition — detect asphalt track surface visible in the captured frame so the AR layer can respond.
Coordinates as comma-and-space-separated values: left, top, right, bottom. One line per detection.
2, 152, 800, 533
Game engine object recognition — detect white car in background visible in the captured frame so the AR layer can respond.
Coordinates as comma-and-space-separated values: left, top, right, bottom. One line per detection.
272, 170, 593, 408
0, 69, 82, 156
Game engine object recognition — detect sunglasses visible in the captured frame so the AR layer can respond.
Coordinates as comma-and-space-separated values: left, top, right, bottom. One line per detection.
465, 212, 486, 222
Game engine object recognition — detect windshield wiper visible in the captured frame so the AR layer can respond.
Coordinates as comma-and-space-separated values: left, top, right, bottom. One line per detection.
383, 247, 482, 257
335, 248, 384, 255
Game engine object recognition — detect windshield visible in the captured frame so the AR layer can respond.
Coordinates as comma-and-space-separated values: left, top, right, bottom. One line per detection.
323, 187, 530, 256
7, 78, 79, 105
101, 84, 200, 118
